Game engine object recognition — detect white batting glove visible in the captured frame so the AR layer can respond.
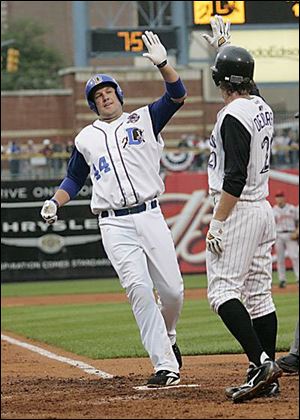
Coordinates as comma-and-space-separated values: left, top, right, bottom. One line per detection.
206, 219, 224, 256
202, 15, 231, 50
41, 200, 58, 224
142, 31, 167, 67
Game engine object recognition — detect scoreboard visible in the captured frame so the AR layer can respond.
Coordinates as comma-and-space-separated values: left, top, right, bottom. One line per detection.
193, 1, 299, 25
88, 2, 298, 57
89, 28, 177, 56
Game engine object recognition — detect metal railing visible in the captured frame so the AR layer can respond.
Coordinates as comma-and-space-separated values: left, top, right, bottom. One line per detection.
1, 145, 298, 181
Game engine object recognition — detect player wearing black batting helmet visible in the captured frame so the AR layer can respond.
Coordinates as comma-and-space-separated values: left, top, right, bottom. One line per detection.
202, 16, 282, 404
211, 45, 255, 87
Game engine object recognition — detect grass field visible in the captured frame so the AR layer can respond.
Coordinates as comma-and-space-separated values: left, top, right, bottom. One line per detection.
1, 272, 298, 359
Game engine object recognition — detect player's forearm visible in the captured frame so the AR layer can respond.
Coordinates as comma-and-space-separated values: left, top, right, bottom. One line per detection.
159, 65, 187, 103
51, 189, 71, 208
213, 190, 239, 222
158, 63, 180, 83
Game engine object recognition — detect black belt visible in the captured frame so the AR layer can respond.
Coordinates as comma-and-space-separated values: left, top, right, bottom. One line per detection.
278, 230, 293, 233
101, 200, 157, 218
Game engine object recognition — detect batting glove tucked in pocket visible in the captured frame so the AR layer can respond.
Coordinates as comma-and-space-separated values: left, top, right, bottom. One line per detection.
206, 218, 224, 256
40, 200, 58, 224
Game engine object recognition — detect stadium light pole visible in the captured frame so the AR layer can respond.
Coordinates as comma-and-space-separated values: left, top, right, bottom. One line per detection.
72, 1, 89, 67
171, 1, 189, 66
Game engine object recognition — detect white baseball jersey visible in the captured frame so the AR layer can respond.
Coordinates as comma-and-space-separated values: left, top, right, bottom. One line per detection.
206, 95, 276, 319
75, 106, 164, 214
208, 95, 273, 201
273, 204, 299, 233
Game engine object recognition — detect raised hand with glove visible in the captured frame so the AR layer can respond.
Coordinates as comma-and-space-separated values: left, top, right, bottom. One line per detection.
141, 30, 187, 103
142, 30, 168, 68
40, 199, 59, 224
206, 218, 224, 256
202, 14, 231, 50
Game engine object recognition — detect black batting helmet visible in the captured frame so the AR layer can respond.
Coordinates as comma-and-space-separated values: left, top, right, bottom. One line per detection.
211, 45, 255, 87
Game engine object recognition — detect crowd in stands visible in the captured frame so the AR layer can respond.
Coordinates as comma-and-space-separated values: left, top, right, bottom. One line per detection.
1, 138, 74, 180
1, 126, 298, 181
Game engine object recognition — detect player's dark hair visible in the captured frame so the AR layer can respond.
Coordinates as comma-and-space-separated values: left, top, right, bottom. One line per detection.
220, 80, 254, 95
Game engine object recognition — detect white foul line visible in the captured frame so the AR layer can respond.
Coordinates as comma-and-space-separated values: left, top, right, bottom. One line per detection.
1, 334, 113, 379
134, 384, 201, 391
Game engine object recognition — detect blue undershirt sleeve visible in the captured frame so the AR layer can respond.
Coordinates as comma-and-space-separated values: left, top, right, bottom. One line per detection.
59, 147, 90, 199
148, 78, 186, 137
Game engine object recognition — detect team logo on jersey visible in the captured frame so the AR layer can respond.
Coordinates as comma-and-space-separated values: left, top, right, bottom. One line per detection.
126, 113, 140, 123
122, 127, 145, 148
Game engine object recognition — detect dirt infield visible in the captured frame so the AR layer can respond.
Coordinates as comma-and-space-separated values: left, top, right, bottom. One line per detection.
1, 285, 299, 419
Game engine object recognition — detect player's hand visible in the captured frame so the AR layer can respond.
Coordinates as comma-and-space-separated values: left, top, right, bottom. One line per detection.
142, 31, 167, 67
290, 229, 299, 241
206, 218, 224, 256
202, 15, 231, 50
41, 200, 58, 224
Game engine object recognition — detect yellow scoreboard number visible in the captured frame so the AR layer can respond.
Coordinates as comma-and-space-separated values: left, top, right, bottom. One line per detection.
117, 31, 143, 52
193, 1, 245, 24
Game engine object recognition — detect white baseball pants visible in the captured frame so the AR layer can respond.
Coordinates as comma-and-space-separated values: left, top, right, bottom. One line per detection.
275, 233, 299, 283
207, 199, 276, 319
99, 203, 184, 373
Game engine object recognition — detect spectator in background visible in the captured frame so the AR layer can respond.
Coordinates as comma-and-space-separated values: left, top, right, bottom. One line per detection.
22, 139, 37, 179
272, 130, 290, 167
51, 141, 64, 175
287, 129, 299, 167
178, 134, 195, 149
7, 140, 21, 179
41, 139, 53, 177
272, 191, 299, 288
65, 140, 74, 166
26, 139, 36, 154
195, 136, 211, 170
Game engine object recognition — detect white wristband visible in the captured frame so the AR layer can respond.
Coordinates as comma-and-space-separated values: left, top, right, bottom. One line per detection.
210, 218, 223, 232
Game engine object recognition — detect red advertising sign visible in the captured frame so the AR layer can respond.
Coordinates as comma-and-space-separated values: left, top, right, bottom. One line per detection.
160, 170, 299, 273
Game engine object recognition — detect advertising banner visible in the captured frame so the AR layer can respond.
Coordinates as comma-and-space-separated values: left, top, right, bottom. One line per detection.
1, 169, 298, 282
1, 179, 115, 282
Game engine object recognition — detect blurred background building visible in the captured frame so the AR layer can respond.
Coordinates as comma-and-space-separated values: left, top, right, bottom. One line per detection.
1, 0, 299, 179
1, 1, 298, 281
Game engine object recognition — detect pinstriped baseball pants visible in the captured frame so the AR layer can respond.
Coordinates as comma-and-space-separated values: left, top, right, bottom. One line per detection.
207, 199, 277, 319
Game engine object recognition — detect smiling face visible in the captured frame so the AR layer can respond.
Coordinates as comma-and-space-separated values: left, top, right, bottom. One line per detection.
93, 85, 123, 122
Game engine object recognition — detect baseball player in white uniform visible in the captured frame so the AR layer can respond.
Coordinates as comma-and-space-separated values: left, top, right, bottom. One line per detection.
202, 16, 282, 403
273, 191, 299, 288
40, 31, 186, 387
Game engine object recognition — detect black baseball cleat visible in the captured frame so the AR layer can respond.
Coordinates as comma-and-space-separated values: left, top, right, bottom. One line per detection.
231, 360, 282, 403
276, 353, 299, 374
172, 343, 183, 369
226, 381, 280, 399
225, 363, 256, 398
146, 370, 180, 387
225, 364, 280, 398
279, 280, 286, 288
